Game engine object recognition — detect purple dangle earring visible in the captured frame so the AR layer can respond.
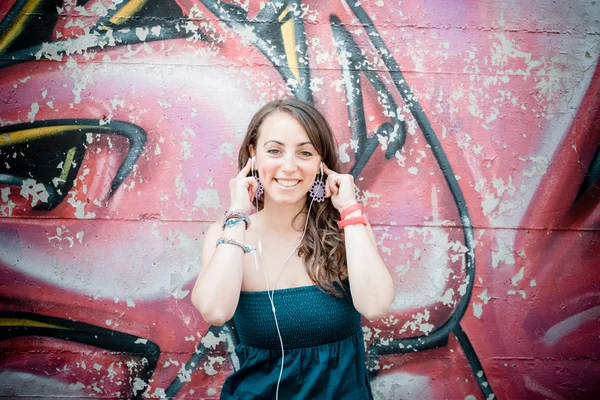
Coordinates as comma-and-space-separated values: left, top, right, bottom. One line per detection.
309, 162, 326, 203
252, 156, 264, 201
255, 176, 264, 201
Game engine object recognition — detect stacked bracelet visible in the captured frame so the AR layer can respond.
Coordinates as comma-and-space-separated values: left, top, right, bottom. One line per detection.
216, 237, 254, 254
222, 209, 250, 230
337, 203, 368, 229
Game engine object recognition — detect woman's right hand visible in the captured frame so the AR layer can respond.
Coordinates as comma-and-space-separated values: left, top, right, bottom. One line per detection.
229, 158, 259, 214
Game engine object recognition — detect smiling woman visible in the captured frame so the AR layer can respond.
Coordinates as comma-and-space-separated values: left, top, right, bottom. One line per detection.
191, 99, 395, 399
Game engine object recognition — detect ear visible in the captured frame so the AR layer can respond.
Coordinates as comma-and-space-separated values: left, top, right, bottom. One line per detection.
248, 145, 255, 158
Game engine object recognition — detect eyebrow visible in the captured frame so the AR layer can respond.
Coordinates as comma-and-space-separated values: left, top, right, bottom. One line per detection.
263, 140, 313, 147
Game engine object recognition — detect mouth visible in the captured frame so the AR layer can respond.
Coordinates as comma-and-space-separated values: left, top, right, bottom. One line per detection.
275, 179, 301, 188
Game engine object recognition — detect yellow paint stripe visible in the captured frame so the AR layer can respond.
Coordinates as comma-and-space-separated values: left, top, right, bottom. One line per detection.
0, 318, 70, 330
0, 0, 44, 54
0, 125, 103, 147
108, 0, 148, 25
59, 147, 77, 181
279, 8, 299, 80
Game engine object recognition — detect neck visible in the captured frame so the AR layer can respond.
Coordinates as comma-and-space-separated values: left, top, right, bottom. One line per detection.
258, 197, 310, 235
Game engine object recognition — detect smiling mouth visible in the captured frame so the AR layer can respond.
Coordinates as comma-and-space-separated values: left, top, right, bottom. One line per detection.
275, 179, 301, 188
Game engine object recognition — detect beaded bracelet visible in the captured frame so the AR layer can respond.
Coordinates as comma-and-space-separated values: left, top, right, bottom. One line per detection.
222, 209, 250, 230
223, 217, 246, 229
216, 237, 254, 254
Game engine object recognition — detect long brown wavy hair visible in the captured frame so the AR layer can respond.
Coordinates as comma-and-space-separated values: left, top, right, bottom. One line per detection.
238, 99, 347, 297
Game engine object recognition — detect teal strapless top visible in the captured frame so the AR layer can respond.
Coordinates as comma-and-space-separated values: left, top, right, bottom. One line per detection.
220, 282, 373, 399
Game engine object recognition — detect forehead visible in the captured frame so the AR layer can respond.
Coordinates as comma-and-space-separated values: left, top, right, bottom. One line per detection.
257, 111, 311, 145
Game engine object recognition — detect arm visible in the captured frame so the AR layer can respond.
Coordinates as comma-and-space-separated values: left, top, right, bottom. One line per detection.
343, 209, 396, 321
191, 157, 258, 326
191, 221, 245, 326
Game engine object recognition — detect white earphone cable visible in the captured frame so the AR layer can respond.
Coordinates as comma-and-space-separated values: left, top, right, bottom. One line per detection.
252, 158, 320, 400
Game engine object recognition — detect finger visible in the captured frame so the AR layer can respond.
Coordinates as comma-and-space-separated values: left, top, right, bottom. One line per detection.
325, 179, 331, 198
328, 176, 339, 195
237, 158, 253, 179
322, 164, 338, 176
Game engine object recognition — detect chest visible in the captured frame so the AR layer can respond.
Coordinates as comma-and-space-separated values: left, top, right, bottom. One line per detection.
241, 232, 313, 291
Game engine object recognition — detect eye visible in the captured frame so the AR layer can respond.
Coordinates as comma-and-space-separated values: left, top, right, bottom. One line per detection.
267, 149, 281, 155
300, 151, 313, 157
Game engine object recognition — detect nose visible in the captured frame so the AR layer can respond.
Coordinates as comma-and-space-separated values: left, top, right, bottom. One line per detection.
281, 154, 297, 173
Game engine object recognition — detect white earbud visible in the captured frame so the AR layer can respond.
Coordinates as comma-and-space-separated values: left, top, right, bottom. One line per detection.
320, 161, 323, 176
251, 156, 256, 175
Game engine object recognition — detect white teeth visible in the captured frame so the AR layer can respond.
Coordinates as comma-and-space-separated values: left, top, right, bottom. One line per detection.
276, 179, 299, 187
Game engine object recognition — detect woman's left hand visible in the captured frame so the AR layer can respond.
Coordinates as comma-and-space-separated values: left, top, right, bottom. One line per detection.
323, 164, 358, 212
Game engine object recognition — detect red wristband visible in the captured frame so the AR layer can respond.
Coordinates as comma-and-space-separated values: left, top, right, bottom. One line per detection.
337, 214, 368, 229
340, 203, 362, 220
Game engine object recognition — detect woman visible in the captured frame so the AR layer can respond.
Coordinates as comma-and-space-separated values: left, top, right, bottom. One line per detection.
191, 99, 395, 399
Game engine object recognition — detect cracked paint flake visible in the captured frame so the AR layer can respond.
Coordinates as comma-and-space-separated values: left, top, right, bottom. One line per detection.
218, 142, 234, 159
194, 186, 220, 212
201, 331, 227, 350
27, 102, 39, 122
20, 178, 49, 207
203, 356, 226, 376
477, 289, 491, 304
511, 266, 525, 286
338, 143, 351, 163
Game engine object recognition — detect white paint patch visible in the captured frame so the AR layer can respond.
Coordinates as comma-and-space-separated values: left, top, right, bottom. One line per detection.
408, 166, 418, 175
134, 338, 148, 344
481, 192, 500, 216
175, 173, 188, 199
394, 151, 406, 167
166, 272, 190, 299
218, 142, 234, 159
67, 196, 96, 219
180, 140, 192, 160
371, 371, 431, 400
391, 226, 457, 309
511, 266, 524, 286
508, 289, 526, 299
201, 330, 227, 350
35, 42, 63, 61
338, 143, 351, 163
27, 102, 39, 122
1, 187, 10, 202
491, 235, 515, 268
398, 309, 434, 335
110, 97, 125, 110
477, 289, 491, 304
135, 27, 149, 41
63, 56, 96, 105
194, 187, 220, 212
309, 77, 324, 92
473, 302, 483, 319
203, 356, 226, 376
543, 305, 600, 346
439, 288, 455, 307
126, 297, 136, 307
20, 178, 49, 207
132, 377, 148, 395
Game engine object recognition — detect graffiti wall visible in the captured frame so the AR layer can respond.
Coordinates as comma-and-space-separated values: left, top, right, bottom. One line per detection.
1, 0, 598, 398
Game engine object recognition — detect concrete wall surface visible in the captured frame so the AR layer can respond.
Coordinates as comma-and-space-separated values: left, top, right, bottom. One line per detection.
0, 0, 599, 399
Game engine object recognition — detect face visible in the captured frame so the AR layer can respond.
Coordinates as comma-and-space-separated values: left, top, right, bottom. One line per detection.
251, 111, 322, 205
